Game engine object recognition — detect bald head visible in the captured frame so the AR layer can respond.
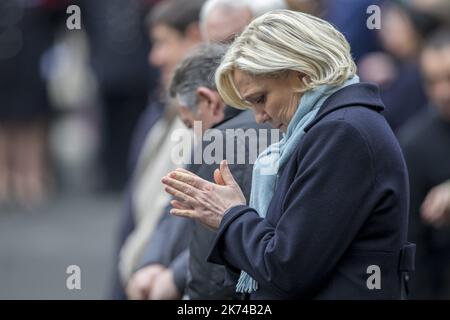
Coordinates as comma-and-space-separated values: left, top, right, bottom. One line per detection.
201, 2, 253, 43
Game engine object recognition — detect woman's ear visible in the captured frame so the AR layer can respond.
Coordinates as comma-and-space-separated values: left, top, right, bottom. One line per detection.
292, 71, 307, 92
294, 71, 306, 83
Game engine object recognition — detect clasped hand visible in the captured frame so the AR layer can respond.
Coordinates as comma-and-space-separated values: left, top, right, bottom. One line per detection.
161, 160, 246, 230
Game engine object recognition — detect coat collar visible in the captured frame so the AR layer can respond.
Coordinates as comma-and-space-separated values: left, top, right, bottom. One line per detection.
212, 105, 243, 129
304, 83, 385, 132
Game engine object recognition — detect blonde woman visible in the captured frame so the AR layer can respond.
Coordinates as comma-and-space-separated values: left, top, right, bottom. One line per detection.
161, 10, 415, 299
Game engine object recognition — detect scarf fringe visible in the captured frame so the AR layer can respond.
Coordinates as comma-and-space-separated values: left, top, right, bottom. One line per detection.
236, 271, 259, 293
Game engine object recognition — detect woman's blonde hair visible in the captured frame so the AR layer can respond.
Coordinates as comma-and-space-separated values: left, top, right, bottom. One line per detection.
215, 9, 357, 109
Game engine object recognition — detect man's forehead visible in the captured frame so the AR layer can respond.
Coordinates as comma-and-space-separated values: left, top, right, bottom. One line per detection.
151, 23, 182, 38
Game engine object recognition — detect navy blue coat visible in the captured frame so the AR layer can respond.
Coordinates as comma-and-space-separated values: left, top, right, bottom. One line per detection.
207, 83, 415, 299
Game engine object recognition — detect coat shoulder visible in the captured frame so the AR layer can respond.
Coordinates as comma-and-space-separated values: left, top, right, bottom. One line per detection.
299, 105, 407, 186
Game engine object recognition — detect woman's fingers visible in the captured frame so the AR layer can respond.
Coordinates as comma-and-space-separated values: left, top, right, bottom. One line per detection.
164, 186, 197, 207
170, 208, 196, 219
175, 165, 227, 187
175, 167, 196, 176
162, 176, 198, 197
219, 160, 238, 186
214, 168, 225, 185
171, 199, 190, 210
168, 171, 209, 190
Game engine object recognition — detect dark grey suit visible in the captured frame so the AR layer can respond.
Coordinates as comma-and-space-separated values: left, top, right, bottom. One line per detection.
137, 108, 276, 298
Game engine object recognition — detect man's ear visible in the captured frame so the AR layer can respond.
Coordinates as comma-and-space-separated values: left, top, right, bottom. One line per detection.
196, 87, 224, 116
196, 87, 212, 108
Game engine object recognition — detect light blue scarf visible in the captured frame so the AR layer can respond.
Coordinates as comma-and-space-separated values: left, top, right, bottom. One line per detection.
236, 75, 360, 293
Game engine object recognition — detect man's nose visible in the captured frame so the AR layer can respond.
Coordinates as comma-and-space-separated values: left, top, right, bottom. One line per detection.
149, 49, 163, 67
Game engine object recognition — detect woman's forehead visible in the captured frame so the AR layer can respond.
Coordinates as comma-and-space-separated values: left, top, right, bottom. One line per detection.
232, 69, 264, 96
233, 69, 253, 86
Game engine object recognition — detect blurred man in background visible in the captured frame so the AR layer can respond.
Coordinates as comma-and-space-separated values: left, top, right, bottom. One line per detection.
285, 0, 383, 63
200, 0, 254, 43
399, 28, 450, 299
113, 0, 205, 299
359, 0, 443, 133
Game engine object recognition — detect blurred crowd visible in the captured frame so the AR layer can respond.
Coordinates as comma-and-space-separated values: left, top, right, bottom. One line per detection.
1, 0, 450, 299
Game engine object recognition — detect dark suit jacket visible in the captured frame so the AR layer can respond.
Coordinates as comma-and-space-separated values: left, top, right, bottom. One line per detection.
398, 108, 450, 298
138, 108, 276, 298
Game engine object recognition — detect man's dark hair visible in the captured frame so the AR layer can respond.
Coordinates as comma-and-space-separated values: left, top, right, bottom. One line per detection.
146, 0, 206, 34
169, 43, 228, 110
424, 28, 450, 51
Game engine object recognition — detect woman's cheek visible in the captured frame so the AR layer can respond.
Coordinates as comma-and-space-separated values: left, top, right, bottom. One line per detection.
276, 104, 289, 123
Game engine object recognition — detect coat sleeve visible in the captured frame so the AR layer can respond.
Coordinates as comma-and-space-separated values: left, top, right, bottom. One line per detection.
207, 120, 378, 297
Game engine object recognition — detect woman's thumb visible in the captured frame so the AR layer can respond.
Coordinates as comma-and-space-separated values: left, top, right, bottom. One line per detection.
214, 168, 225, 185
219, 160, 237, 186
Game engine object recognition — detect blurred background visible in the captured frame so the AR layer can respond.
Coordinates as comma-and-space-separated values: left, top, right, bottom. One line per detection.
0, 0, 449, 299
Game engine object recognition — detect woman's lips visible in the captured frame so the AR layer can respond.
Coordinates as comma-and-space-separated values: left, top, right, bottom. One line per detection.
269, 121, 283, 130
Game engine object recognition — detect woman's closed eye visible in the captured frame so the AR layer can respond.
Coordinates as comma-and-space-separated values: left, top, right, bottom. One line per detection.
255, 94, 266, 105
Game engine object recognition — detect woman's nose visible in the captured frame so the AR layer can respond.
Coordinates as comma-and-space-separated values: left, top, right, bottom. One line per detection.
255, 112, 268, 124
